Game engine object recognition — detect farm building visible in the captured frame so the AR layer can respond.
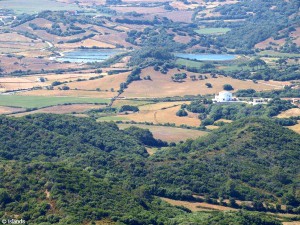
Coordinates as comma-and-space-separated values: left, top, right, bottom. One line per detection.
213, 91, 237, 103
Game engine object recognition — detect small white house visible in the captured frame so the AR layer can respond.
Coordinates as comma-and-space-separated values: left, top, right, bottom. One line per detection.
213, 91, 234, 103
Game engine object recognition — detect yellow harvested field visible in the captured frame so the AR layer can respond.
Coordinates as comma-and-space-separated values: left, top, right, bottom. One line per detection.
139, 101, 190, 111
0, 32, 33, 42
29, 72, 100, 82
277, 108, 300, 118
289, 121, 300, 134
118, 124, 208, 142
161, 197, 237, 212
283, 222, 300, 225
174, 35, 192, 44
0, 77, 48, 91
216, 119, 233, 123
255, 37, 285, 49
18, 89, 117, 98
59, 39, 116, 49
170, 2, 199, 10
118, 105, 200, 127
65, 72, 130, 91
121, 68, 284, 98
206, 125, 219, 130
0, 106, 25, 115
112, 99, 151, 107
156, 11, 194, 23
13, 104, 103, 117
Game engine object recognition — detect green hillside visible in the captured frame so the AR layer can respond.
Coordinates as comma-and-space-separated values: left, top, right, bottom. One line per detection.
150, 118, 300, 208
0, 115, 299, 224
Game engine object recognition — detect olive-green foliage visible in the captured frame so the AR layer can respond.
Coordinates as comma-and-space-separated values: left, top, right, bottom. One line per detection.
0, 115, 298, 224
150, 118, 300, 206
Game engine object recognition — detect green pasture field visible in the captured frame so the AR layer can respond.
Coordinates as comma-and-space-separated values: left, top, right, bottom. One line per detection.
0, 95, 109, 108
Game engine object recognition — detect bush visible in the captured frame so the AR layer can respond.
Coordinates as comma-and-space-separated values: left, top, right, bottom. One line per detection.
223, 84, 234, 91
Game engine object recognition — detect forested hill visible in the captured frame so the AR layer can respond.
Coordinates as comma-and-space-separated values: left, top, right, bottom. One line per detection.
150, 118, 300, 208
0, 115, 299, 224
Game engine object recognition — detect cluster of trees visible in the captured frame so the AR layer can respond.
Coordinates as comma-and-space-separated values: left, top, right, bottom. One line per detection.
210, 0, 300, 51
172, 73, 187, 82
180, 98, 297, 126
119, 105, 139, 113
151, 117, 300, 213
29, 22, 85, 37
235, 87, 300, 98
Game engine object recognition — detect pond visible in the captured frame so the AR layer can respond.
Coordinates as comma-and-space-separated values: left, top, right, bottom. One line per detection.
175, 53, 236, 61
57, 49, 123, 63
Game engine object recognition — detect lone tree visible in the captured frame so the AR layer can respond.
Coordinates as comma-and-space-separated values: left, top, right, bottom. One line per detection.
205, 83, 212, 88
176, 109, 188, 117
223, 84, 234, 91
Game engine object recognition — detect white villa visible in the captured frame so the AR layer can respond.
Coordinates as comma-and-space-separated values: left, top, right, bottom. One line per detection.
213, 91, 237, 103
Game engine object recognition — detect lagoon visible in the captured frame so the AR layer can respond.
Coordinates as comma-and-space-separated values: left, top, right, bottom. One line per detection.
57, 49, 123, 63
175, 53, 236, 61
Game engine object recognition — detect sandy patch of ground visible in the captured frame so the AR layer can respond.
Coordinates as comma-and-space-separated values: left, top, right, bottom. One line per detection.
161, 197, 237, 212
0, 106, 25, 115
119, 124, 207, 142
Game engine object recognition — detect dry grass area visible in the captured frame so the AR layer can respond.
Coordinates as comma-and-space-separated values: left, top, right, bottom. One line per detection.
282, 222, 300, 225
0, 54, 83, 73
0, 32, 48, 55
289, 121, 300, 134
170, 1, 199, 10
58, 38, 116, 49
277, 108, 300, 118
18, 89, 117, 98
64, 72, 130, 91
92, 33, 134, 48
255, 37, 286, 49
111, 6, 166, 14
161, 197, 237, 212
13, 104, 103, 117
174, 35, 192, 44
0, 77, 48, 91
121, 68, 285, 98
112, 99, 150, 107
156, 10, 194, 23
0, 72, 101, 91
118, 103, 201, 127
27, 72, 100, 83
0, 106, 25, 115
119, 124, 207, 142
206, 125, 220, 130
138, 101, 190, 111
